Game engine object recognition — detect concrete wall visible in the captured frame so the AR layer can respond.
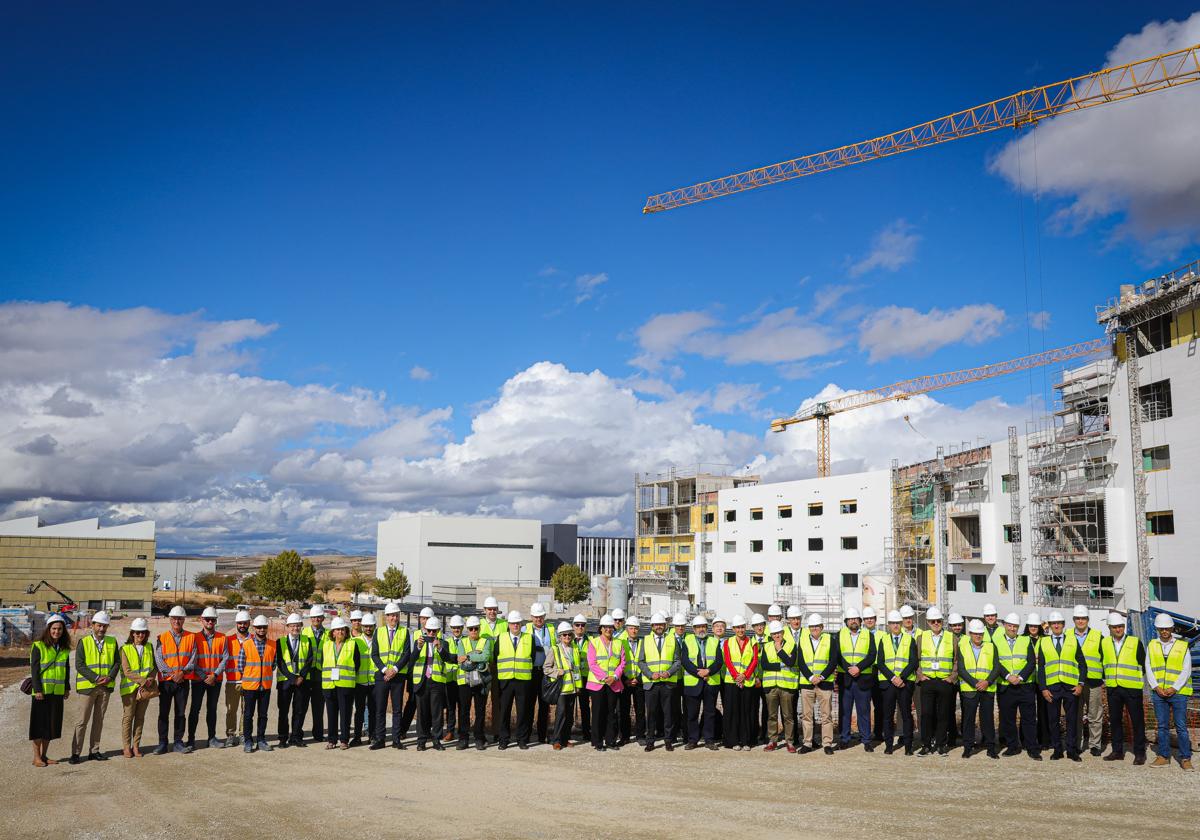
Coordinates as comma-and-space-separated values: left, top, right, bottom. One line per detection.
154, 556, 217, 593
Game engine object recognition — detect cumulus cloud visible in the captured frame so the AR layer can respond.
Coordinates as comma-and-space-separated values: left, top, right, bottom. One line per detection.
848, 219, 920, 278
43, 386, 99, 418
409, 365, 433, 381
989, 12, 1200, 257
858, 304, 1006, 362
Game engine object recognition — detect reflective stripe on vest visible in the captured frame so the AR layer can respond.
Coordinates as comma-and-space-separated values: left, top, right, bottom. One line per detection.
479, 618, 508, 641
838, 628, 874, 674
761, 635, 799, 690
683, 635, 722, 687
723, 637, 756, 685
1038, 636, 1081, 685
588, 636, 620, 681
412, 638, 448, 685
1101, 636, 1144, 689
497, 633, 534, 681
192, 632, 226, 681
301, 626, 327, 673
1148, 639, 1194, 696
354, 635, 374, 685
76, 634, 118, 691
624, 637, 643, 681
643, 634, 678, 684
877, 633, 914, 682
457, 636, 489, 685
158, 631, 195, 677
376, 625, 410, 674
957, 637, 996, 693
320, 638, 357, 689
225, 634, 247, 679
278, 635, 313, 678
241, 639, 276, 690
994, 634, 1031, 681
553, 643, 582, 694
120, 643, 154, 696
32, 641, 69, 696
1077, 628, 1103, 681
919, 632, 954, 678
799, 633, 832, 686
442, 635, 464, 682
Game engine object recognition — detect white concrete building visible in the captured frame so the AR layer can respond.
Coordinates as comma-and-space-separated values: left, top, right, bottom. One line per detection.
154, 556, 217, 593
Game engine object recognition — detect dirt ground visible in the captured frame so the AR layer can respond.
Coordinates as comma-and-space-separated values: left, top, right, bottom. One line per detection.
0, 623, 1195, 838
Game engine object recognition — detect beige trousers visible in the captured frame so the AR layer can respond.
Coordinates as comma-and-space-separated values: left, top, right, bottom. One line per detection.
800, 687, 834, 747
1076, 682, 1104, 751
121, 692, 151, 749
764, 687, 796, 743
224, 682, 243, 738
71, 689, 111, 755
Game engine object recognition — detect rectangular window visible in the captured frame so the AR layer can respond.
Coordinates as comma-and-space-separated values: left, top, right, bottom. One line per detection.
808, 538, 823, 551
840, 536, 858, 550
778, 505, 793, 519
751, 572, 764, 585
999, 574, 1009, 594
1003, 524, 1019, 543
778, 538, 793, 552
841, 573, 858, 588
1143, 445, 1171, 471
809, 573, 824, 587
723, 541, 736, 553
724, 571, 736, 584
750, 540, 763, 553
750, 508, 763, 521
1139, 379, 1173, 421
119, 599, 144, 611
1146, 510, 1175, 535
1090, 575, 1115, 601
122, 566, 147, 578
703, 572, 713, 584
945, 574, 957, 592
658, 545, 671, 554
808, 503, 824, 516
679, 545, 691, 554
1020, 575, 1029, 595
702, 512, 715, 525
135, 554, 148, 560
971, 574, 988, 593
639, 546, 649, 555
1001, 474, 1016, 493
778, 572, 793, 586
1149, 576, 1179, 602
839, 500, 857, 514
724, 510, 737, 522
701, 542, 712, 554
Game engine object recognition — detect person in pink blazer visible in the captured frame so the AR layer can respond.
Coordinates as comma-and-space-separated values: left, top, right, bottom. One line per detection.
586, 614, 626, 751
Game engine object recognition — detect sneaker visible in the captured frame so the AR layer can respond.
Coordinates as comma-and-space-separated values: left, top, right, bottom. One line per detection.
786, 744, 797, 754
173, 742, 188, 754
152, 744, 169, 756
226, 736, 240, 747
257, 740, 273, 752
1182, 760, 1194, 772
209, 738, 226, 749
763, 743, 776, 752
706, 742, 720, 751
243, 743, 254, 753
431, 741, 445, 751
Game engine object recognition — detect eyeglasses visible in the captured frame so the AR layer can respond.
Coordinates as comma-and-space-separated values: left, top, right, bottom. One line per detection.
202, 618, 215, 622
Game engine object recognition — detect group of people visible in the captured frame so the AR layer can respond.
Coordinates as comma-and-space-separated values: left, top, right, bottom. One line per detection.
27, 598, 1194, 771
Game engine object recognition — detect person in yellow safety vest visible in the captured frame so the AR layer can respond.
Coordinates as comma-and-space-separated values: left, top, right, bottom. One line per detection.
456, 615, 493, 750
275, 613, 312, 748
350, 612, 376, 746
760, 620, 798, 752
861, 606, 883, 748
411, 616, 454, 751
1036, 610, 1087, 762
796, 613, 836, 754
750, 613, 769, 747
619, 616, 645, 746
1024, 613, 1051, 752
119, 617, 156, 758
876, 610, 918, 755
571, 614, 591, 744
1070, 604, 1105, 757
945, 612, 965, 750
917, 607, 956, 756
371, 601, 412, 750
681, 614, 723, 750
586, 614, 626, 751
1147, 612, 1193, 770
710, 616, 728, 744
899, 604, 922, 744
441, 615, 465, 744
397, 606, 436, 741
639, 613, 680, 752
319, 617, 359, 750
497, 610, 535, 750
669, 613, 688, 745
784, 606, 805, 750
526, 603, 554, 746
721, 616, 759, 751
837, 607, 877, 752
300, 604, 329, 744
479, 596, 507, 745
994, 612, 1039, 760
544, 621, 583, 750
29, 614, 72, 767
71, 610, 119, 764
1100, 612, 1146, 765
982, 604, 1006, 647
955, 619, 1000, 759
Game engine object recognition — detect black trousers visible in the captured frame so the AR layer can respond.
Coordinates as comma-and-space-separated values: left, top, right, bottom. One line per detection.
186, 680, 221, 743
589, 686, 618, 747
1045, 683, 1079, 755
920, 679, 956, 750
879, 681, 915, 746
458, 682, 488, 744
443, 681, 459, 738
1034, 688, 1051, 748
527, 672, 550, 743
756, 685, 768, 743
722, 684, 755, 747
241, 687, 270, 743
353, 683, 371, 740
685, 683, 719, 744
619, 683, 645, 743
305, 678, 326, 741
325, 685, 353, 744
576, 686, 591, 740
399, 676, 418, 738
498, 679, 531, 746
870, 680, 883, 742
960, 691, 996, 750
1106, 685, 1146, 756
276, 678, 307, 743
552, 692, 576, 746
671, 682, 684, 742
645, 683, 675, 746
157, 679, 188, 746
373, 677, 406, 745
998, 685, 1037, 751
415, 681, 446, 744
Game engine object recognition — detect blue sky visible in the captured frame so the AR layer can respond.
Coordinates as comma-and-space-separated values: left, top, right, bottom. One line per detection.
2, 4, 1198, 552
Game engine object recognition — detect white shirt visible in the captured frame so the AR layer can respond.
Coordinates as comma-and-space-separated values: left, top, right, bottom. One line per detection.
1147, 637, 1192, 691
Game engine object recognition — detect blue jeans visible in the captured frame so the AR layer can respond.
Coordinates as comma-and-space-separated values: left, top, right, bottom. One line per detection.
1152, 691, 1192, 760
839, 678, 874, 744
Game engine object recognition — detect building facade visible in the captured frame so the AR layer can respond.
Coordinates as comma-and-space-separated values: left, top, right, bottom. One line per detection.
153, 555, 217, 594
577, 535, 633, 578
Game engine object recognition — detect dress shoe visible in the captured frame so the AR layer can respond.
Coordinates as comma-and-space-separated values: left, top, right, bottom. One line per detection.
457, 741, 469, 751
863, 744, 874, 753
416, 743, 427, 751
1104, 752, 1125, 761
1028, 750, 1042, 761
393, 742, 406, 750
904, 746, 914, 756
937, 748, 950, 756
645, 744, 654, 752
89, 750, 108, 761
917, 747, 930, 756
369, 741, 385, 751
1090, 747, 1102, 757
962, 748, 973, 759
987, 749, 999, 759
798, 745, 813, 754
1050, 750, 1064, 760
823, 746, 834, 755
1069, 753, 1082, 762
349, 738, 363, 748
475, 742, 486, 750
1003, 747, 1022, 757
152, 744, 169, 756
884, 743, 895, 755
1132, 755, 1145, 765
786, 744, 796, 753
292, 739, 307, 747
431, 741, 444, 751
69, 754, 82, 765
518, 743, 529, 750
498, 743, 508, 750
706, 742, 720, 751
665, 743, 674, 752
684, 742, 698, 751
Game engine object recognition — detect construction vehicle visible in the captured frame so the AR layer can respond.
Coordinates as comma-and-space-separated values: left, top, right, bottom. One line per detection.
25, 580, 78, 614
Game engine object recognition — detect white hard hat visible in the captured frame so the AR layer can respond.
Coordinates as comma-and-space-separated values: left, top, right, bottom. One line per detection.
926, 607, 944, 621
384, 602, 401, 615
599, 614, 615, 627
362, 613, 376, 626
1072, 605, 1089, 619
1026, 613, 1041, 626
308, 605, 324, 618
46, 614, 65, 626
1003, 612, 1021, 626
252, 615, 269, 628
625, 616, 640, 628
91, 611, 111, 625
611, 608, 626, 620
982, 603, 998, 616
169, 606, 187, 618
861, 607, 877, 619
1154, 613, 1175, 630
1107, 613, 1126, 627
483, 597, 499, 609
507, 610, 523, 624
967, 619, 986, 634
130, 618, 149, 632
235, 610, 252, 623
465, 616, 480, 628
529, 603, 547, 617
1047, 611, 1065, 623
691, 615, 708, 626
750, 613, 767, 626
201, 606, 218, 619
730, 615, 746, 627
806, 613, 824, 628
425, 617, 442, 631
573, 614, 587, 624
557, 621, 572, 634
786, 606, 803, 619
350, 610, 364, 621
948, 612, 964, 626
843, 607, 861, 621
768, 620, 784, 634
671, 613, 686, 626
419, 607, 435, 619
886, 611, 902, 623
330, 617, 348, 630
650, 612, 667, 624
899, 605, 915, 618
449, 615, 464, 628
767, 604, 783, 617
286, 613, 302, 625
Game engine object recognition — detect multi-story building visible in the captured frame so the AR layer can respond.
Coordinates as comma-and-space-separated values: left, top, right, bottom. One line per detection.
576, 535, 633, 579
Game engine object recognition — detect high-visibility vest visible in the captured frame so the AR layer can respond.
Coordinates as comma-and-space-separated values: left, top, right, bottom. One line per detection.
1101, 636, 1144, 690
994, 634, 1031, 681
301, 626, 328, 674
552, 643, 582, 695
479, 618, 508, 642
683, 635, 722, 687
623, 636, 642, 682
1038, 636, 1081, 686
587, 636, 621, 682
457, 636, 490, 685
877, 633, 915, 682
157, 631, 195, 678
497, 633, 534, 681
761, 635, 799, 690
76, 634, 118, 691
1075, 629, 1103, 681
837, 628, 874, 675
31, 641, 69, 696
573, 637, 588, 673
320, 638, 357, 689
277, 635, 312, 680
120, 643, 154, 697
225, 633, 249, 680
375, 625, 410, 675
957, 637, 996, 693
723, 636, 757, 685
642, 633, 678, 684
919, 632, 955, 679
987, 625, 1006, 648
1148, 638, 1194, 696
191, 631, 227, 682
799, 633, 833, 686
354, 634, 374, 685
412, 637, 448, 685
442, 634, 465, 683
241, 638, 276, 690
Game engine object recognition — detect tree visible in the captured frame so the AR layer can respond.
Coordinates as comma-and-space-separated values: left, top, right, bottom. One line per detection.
194, 571, 232, 593
551, 564, 590, 605
240, 573, 258, 595
315, 573, 334, 602
375, 565, 411, 601
255, 550, 317, 603
223, 590, 243, 608
346, 570, 375, 603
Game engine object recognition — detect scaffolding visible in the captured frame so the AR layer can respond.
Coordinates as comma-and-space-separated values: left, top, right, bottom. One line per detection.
1007, 425, 1024, 605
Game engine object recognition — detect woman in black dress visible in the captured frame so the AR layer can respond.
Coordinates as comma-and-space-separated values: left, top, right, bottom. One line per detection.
30, 614, 72, 766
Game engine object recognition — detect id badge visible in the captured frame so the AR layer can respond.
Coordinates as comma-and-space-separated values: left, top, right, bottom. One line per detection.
331, 668, 340, 681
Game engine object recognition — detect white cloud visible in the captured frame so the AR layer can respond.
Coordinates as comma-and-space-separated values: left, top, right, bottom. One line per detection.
629, 310, 717, 370
1030, 311, 1052, 330
631, 308, 843, 370
848, 219, 920, 278
858, 304, 1006, 362
707, 383, 771, 417
989, 12, 1200, 257
574, 272, 609, 304
409, 365, 433, 381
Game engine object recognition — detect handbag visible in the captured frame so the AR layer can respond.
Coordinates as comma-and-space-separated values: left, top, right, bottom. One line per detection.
540, 674, 563, 705
136, 679, 160, 700
22, 652, 63, 695
465, 667, 484, 688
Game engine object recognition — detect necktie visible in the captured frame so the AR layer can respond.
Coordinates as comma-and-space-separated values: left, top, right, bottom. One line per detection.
698, 641, 706, 669
657, 636, 663, 654
1055, 637, 1062, 653
425, 642, 433, 678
